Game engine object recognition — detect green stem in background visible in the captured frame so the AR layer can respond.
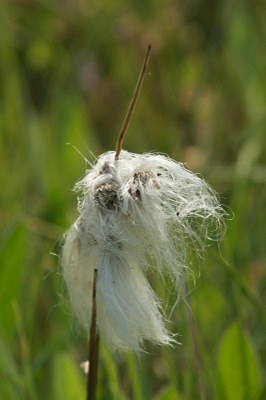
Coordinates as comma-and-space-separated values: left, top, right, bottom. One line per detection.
86, 269, 99, 400
185, 297, 206, 400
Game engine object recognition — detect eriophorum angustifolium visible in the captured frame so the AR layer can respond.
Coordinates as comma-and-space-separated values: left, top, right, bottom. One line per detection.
61, 150, 225, 352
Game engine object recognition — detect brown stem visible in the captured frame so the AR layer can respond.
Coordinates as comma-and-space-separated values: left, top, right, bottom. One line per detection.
86, 269, 99, 400
114, 44, 152, 161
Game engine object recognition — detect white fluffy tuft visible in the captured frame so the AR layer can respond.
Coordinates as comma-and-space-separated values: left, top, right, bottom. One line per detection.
61, 151, 225, 352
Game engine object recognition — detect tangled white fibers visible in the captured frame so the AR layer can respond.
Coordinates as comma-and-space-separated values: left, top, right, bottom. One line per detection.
61, 150, 225, 352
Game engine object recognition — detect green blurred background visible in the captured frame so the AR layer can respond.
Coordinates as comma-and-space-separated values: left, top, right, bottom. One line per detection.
0, 0, 265, 399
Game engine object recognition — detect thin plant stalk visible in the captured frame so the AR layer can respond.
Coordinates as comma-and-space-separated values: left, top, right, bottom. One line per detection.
114, 44, 152, 160
85, 45, 152, 398
85, 46, 152, 399
86, 269, 99, 400
185, 297, 206, 400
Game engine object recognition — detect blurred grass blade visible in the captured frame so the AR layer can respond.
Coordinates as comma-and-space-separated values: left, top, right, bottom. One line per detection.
100, 343, 125, 400
0, 334, 22, 397
125, 352, 149, 400
0, 225, 26, 341
51, 353, 86, 400
217, 323, 262, 400
153, 385, 180, 400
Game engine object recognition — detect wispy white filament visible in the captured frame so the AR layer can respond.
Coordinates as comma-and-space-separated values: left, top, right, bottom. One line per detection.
61, 151, 225, 352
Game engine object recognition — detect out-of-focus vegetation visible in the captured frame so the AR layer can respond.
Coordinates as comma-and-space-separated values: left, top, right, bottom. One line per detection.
0, 0, 265, 399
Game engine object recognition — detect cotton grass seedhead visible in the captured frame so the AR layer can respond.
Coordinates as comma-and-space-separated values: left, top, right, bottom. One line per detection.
61, 150, 225, 352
